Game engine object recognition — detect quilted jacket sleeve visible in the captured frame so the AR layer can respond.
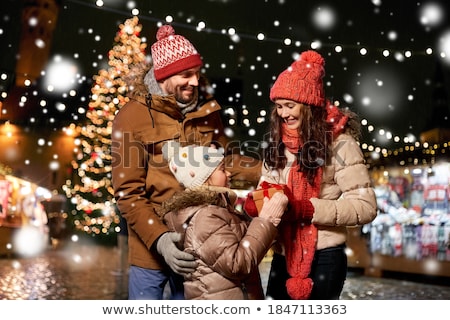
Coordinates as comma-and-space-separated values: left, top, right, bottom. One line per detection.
310, 133, 377, 226
187, 207, 277, 280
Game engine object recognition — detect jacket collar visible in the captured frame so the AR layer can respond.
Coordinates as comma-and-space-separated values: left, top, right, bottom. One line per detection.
149, 94, 184, 120
142, 93, 222, 121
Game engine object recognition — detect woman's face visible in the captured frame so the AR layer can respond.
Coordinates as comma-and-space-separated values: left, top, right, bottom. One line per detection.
274, 99, 305, 130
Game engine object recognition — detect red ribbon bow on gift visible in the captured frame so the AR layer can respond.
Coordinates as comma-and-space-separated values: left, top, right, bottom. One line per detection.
259, 181, 283, 195
243, 181, 289, 217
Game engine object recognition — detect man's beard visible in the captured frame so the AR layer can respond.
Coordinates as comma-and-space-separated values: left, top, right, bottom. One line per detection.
175, 86, 196, 104
177, 87, 199, 114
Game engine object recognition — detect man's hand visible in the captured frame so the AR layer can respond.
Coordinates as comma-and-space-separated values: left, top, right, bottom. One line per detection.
156, 232, 197, 276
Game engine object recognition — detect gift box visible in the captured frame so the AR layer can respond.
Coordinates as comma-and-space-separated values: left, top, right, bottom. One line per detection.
244, 181, 288, 216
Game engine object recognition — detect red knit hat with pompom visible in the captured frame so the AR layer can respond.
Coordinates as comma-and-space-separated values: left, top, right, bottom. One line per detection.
151, 25, 203, 81
270, 50, 325, 107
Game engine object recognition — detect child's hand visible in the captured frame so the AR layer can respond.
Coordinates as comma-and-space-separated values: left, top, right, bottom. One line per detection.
258, 192, 288, 226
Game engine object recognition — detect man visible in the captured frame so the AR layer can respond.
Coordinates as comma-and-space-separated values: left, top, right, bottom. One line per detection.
112, 24, 260, 300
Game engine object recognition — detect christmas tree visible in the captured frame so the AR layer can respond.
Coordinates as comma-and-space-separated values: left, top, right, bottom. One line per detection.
62, 16, 147, 243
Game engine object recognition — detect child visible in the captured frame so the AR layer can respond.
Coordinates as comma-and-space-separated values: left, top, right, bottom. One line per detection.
159, 141, 288, 299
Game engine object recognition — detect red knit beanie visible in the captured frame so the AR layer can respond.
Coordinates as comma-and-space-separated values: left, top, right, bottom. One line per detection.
270, 50, 325, 107
151, 25, 203, 81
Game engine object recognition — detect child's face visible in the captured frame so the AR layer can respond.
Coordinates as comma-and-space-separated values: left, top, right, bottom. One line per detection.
206, 162, 230, 187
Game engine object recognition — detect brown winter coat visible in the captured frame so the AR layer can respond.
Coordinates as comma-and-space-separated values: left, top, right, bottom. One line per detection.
112, 84, 230, 270
161, 186, 277, 299
260, 132, 377, 252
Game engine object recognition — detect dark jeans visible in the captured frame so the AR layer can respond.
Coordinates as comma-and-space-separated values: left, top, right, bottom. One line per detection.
266, 244, 347, 300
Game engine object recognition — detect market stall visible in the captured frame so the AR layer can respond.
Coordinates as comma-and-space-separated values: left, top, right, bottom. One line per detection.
347, 161, 450, 277
0, 174, 51, 255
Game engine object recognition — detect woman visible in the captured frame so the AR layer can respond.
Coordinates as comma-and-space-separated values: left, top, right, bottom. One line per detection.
259, 50, 377, 299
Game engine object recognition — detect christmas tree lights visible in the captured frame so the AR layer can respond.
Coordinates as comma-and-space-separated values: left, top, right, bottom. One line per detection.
62, 16, 147, 241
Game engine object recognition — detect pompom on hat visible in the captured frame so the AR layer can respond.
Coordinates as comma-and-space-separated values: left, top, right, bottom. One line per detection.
162, 141, 224, 188
151, 25, 203, 81
270, 50, 326, 107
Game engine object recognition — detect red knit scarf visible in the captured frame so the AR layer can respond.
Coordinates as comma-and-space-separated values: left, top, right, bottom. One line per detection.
280, 102, 348, 299
281, 124, 321, 299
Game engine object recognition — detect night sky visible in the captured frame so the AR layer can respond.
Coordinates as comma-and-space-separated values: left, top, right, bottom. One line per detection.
1, 0, 450, 149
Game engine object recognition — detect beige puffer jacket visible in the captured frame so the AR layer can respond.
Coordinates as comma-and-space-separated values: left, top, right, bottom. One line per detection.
161, 186, 277, 300
260, 132, 377, 252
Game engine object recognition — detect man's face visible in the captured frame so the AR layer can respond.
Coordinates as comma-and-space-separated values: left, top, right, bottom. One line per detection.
159, 66, 201, 104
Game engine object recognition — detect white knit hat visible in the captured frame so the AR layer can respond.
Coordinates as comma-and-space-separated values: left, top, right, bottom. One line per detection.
162, 141, 224, 188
